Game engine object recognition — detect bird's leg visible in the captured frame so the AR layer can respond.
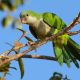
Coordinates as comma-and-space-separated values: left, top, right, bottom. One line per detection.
24, 36, 37, 51
25, 41, 37, 52
26, 41, 35, 46
24, 36, 35, 46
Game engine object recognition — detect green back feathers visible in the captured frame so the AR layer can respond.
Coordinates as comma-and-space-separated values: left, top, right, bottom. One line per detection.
20, 10, 67, 30
43, 12, 67, 30
20, 10, 42, 19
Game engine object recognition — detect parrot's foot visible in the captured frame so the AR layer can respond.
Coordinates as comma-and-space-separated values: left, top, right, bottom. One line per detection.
26, 41, 35, 46
26, 41, 37, 51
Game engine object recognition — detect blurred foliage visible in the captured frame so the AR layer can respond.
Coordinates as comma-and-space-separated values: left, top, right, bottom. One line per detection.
0, 0, 24, 28
13, 42, 24, 79
50, 72, 70, 80
0, 0, 26, 79
0, 55, 17, 78
0, 56, 10, 75
0, 77, 5, 80
2, 15, 13, 27
0, 0, 24, 11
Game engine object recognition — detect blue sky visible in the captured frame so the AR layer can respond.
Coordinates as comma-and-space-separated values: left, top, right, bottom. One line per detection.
0, 0, 80, 80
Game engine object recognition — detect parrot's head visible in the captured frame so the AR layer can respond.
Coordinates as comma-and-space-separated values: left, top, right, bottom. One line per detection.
20, 10, 41, 25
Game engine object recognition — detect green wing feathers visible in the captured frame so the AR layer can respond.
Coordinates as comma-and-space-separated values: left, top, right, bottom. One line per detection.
43, 12, 66, 30
43, 12, 80, 68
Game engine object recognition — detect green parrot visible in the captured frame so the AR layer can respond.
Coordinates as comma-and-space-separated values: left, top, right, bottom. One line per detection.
20, 10, 80, 68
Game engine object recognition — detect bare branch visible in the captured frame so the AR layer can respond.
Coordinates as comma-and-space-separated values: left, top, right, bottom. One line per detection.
64, 12, 80, 31
67, 30, 80, 36
22, 54, 57, 61
22, 54, 71, 63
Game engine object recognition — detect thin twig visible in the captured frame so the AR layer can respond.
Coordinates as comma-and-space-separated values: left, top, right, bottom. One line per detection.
67, 30, 80, 36
64, 12, 80, 32
22, 54, 57, 61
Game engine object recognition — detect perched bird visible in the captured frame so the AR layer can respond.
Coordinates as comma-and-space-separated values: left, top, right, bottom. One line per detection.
20, 10, 80, 68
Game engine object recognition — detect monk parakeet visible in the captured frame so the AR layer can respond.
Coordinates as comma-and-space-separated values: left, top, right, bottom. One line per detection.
20, 10, 80, 68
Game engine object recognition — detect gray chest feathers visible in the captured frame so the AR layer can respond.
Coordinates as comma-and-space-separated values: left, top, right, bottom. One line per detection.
34, 21, 51, 39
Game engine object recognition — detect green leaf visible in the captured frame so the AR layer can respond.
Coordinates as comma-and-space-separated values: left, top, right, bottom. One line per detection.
14, 0, 24, 7
1, 0, 16, 11
0, 3, 8, 11
15, 51, 24, 79
18, 57, 24, 79
2, 16, 13, 28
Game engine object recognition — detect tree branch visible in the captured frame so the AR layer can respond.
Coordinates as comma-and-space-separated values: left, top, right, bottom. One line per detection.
22, 54, 57, 61
67, 30, 80, 36
22, 54, 71, 63
0, 12, 80, 67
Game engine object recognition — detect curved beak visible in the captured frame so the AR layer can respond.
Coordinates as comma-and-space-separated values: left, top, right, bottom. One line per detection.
20, 17, 27, 24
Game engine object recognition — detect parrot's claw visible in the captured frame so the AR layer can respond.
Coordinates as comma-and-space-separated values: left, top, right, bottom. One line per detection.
25, 41, 35, 47
26, 41, 37, 52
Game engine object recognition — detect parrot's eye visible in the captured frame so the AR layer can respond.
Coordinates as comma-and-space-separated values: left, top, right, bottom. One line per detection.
26, 14, 29, 16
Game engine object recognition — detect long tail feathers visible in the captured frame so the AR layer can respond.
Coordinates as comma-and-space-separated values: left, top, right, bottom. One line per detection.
52, 38, 80, 68
62, 46, 71, 67
64, 45, 79, 68
67, 38, 80, 61
53, 43, 63, 65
